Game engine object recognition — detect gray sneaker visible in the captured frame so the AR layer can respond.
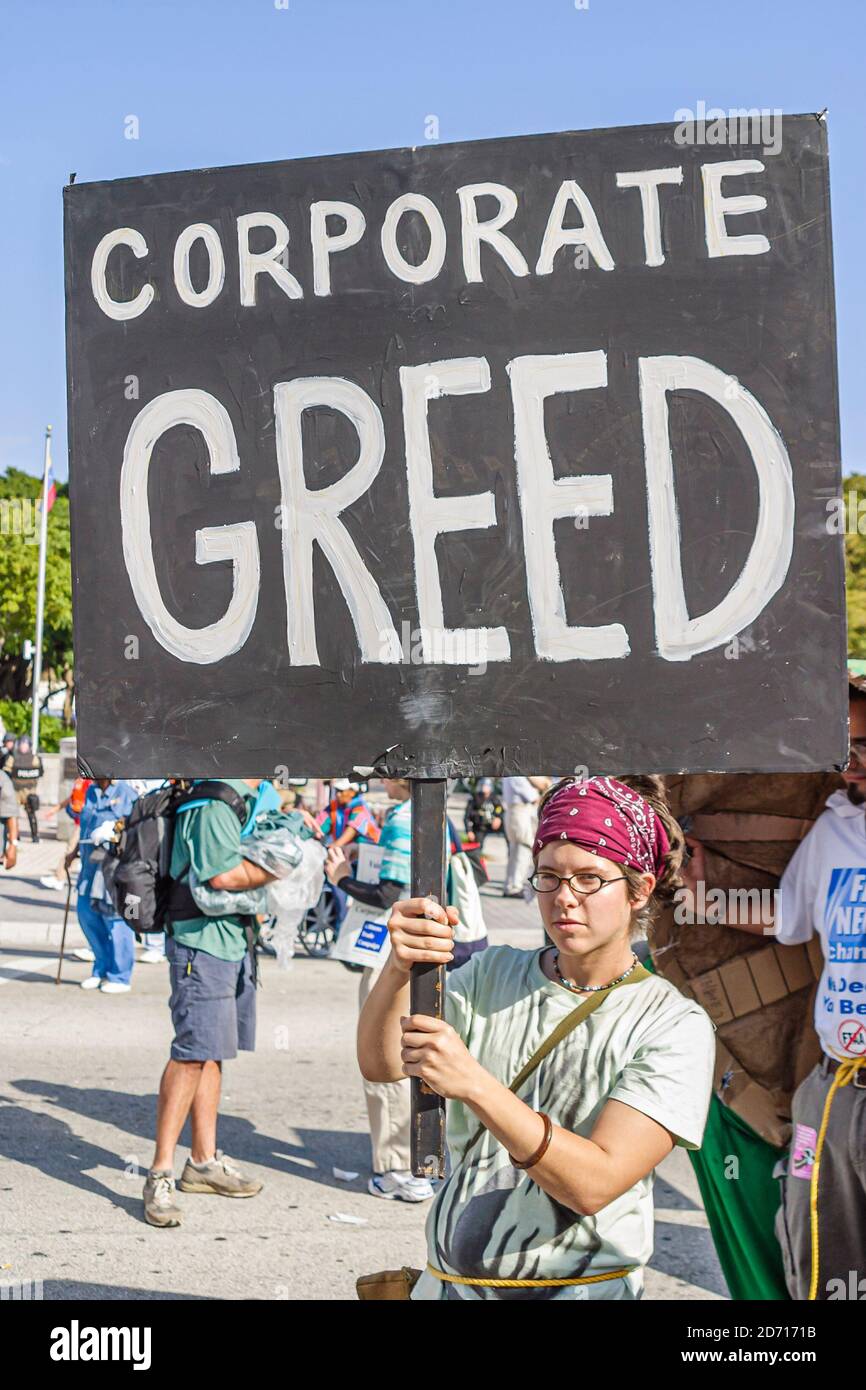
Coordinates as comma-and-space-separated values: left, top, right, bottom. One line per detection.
177, 1150, 263, 1198
143, 1170, 182, 1228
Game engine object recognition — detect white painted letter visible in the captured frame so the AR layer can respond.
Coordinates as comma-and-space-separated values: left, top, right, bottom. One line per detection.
536, 181, 615, 274
615, 167, 683, 267
458, 183, 529, 283
274, 377, 401, 665
91, 228, 154, 320
237, 212, 303, 304
120, 390, 260, 663
400, 358, 510, 664
507, 353, 629, 661
311, 201, 366, 296
380, 194, 446, 284
702, 160, 770, 257
638, 355, 794, 660
173, 223, 226, 307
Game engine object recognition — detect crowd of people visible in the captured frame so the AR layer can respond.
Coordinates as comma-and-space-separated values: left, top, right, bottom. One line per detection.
0, 702, 863, 1300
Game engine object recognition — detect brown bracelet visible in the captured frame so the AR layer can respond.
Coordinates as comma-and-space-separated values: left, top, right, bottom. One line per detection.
509, 1111, 553, 1170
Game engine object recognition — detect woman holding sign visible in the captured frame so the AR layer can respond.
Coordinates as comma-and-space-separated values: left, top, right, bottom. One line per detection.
357, 775, 715, 1299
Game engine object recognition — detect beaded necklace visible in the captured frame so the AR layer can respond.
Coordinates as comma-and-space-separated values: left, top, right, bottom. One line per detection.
551, 949, 639, 994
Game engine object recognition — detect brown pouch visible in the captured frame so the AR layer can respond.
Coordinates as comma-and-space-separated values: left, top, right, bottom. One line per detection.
356, 1267, 423, 1301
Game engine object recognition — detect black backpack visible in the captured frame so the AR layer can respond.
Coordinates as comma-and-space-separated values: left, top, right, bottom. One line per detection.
106, 781, 249, 938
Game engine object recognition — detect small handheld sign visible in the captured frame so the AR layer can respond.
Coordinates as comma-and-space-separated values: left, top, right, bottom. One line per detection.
331, 841, 391, 968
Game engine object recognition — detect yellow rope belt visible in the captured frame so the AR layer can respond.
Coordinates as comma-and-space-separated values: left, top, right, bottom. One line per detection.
427, 1262, 637, 1289
808, 1056, 866, 1301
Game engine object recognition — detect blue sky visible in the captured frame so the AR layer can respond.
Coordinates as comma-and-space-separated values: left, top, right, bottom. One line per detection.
0, 0, 860, 481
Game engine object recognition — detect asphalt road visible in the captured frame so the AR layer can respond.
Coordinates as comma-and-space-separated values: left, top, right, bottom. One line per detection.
0, 819, 727, 1301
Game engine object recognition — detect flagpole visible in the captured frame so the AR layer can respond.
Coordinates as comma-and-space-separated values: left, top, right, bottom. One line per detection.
30, 425, 52, 752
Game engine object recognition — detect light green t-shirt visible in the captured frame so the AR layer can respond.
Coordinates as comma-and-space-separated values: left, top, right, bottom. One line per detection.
169, 780, 258, 962
412, 945, 716, 1301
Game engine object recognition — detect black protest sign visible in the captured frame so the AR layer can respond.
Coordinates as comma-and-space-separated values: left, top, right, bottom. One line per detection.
64, 117, 846, 778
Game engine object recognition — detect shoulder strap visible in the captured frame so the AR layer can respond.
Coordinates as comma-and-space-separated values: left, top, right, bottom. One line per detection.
166, 782, 253, 923
174, 780, 249, 827
462, 963, 651, 1159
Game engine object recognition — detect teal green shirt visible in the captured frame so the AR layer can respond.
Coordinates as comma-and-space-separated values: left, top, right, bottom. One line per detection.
169, 779, 259, 961
378, 800, 412, 885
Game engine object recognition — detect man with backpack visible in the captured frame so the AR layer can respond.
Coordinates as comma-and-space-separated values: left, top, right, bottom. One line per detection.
143, 777, 275, 1229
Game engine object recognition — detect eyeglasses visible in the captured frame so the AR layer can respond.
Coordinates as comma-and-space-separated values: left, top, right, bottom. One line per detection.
528, 870, 628, 896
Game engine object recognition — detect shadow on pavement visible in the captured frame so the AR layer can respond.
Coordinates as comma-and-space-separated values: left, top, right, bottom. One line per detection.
7, 1081, 374, 1197
653, 1174, 701, 1211
0, 947, 62, 961
650, 1217, 730, 1299
35, 1279, 211, 1300
0, 968, 78, 988
0, 1096, 146, 1220
0, 891, 73, 910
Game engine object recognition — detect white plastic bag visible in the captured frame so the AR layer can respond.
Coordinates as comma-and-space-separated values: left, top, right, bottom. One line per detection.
241, 818, 306, 877
189, 870, 268, 917
266, 839, 327, 967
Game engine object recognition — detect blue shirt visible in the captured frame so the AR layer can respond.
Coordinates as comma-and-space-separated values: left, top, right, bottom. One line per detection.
378, 801, 412, 885
502, 777, 541, 808
377, 801, 461, 886
248, 780, 282, 825
77, 780, 139, 894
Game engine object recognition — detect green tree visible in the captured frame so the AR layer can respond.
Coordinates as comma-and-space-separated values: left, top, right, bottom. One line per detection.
844, 473, 866, 659
0, 467, 73, 706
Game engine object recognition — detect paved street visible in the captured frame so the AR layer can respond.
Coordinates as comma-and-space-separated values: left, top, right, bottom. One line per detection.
0, 815, 726, 1301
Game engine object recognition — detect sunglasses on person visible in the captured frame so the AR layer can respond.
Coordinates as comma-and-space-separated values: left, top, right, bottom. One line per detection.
528, 870, 628, 896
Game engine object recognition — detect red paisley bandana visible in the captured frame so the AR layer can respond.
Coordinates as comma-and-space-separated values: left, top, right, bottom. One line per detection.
533, 776, 669, 877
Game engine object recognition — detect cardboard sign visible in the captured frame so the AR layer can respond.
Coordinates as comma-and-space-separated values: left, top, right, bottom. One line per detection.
330, 843, 391, 969
64, 117, 847, 778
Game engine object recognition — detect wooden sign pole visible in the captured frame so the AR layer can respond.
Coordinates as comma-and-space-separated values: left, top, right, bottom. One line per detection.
409, 777, 448, 1179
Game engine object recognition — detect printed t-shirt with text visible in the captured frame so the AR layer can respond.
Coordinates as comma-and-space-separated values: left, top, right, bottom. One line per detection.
777, 789, 866, 1060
